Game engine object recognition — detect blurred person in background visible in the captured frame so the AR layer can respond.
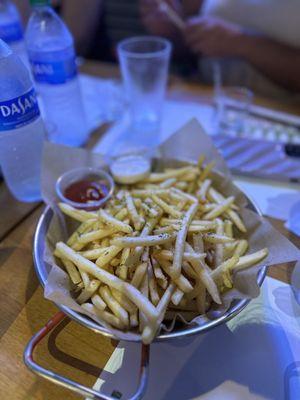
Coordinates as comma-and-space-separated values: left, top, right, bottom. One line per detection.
15, 0, 300, 101
140, 0, 300, 101
14, 0, 146, 60
14, 0, 195, 73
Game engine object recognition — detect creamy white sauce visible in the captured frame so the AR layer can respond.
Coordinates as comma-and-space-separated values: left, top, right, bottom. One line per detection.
110, 155, 151, 184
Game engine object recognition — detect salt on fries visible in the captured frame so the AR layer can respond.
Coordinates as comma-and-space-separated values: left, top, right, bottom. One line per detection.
55, 158, 268, 344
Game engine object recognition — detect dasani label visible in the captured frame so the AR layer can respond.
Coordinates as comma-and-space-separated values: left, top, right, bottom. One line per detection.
30, 55, 77, 84
0, 88, 40, 131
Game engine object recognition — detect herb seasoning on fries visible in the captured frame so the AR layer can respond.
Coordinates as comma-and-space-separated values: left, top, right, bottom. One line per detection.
54, 157, 268, 344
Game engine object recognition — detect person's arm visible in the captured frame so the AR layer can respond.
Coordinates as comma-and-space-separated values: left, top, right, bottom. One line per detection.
237, 33, 300, 93
139, 0, 183, 39
139, 0, 203, 59
139, 0, 203, 38
61, 0, 103, 57
184, 16, 300, 92
182, 0, 203, 17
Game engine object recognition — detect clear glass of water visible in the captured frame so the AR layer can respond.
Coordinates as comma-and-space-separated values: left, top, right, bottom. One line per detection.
215, 86, 253, 136
98, 80, 125, 123
117, 36, 172, 140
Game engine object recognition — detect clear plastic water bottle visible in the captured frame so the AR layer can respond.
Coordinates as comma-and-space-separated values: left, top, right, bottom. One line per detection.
0, 0, 28, 68
0, 39, 45, 202
25, 0, 88, 147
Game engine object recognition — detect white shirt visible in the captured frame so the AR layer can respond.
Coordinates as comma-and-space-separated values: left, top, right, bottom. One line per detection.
199, 0, 300, 100
203, 0, 300, 48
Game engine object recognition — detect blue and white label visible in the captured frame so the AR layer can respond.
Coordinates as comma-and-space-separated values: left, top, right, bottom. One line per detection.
0, 88, 40, 131
30, 56, 77, 85
0, 21, 23, 43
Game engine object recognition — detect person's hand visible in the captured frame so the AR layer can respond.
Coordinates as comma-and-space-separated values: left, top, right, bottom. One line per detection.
139, 0, 183, 37
184, 16, 243, 57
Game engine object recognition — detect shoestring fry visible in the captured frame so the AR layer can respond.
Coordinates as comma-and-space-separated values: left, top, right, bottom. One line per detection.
54, 158, 268, 344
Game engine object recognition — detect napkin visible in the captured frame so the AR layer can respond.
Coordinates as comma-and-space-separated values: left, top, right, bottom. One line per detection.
87, 277, 300, 400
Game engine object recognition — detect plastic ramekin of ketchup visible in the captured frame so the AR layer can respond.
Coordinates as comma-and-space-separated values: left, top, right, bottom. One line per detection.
56, 167, 114, 210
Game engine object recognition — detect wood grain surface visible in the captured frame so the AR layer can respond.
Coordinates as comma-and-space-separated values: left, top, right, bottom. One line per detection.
0, 184, 39, 241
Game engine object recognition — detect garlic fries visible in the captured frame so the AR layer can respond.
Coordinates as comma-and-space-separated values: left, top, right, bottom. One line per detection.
54, 158, 268, 344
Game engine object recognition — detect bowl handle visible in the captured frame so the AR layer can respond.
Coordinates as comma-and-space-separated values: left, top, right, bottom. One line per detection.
24, 312, 150, 399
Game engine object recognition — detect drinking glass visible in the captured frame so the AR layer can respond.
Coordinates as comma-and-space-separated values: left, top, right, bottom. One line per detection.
117, 36, 172, 141
215, 86, 253, 136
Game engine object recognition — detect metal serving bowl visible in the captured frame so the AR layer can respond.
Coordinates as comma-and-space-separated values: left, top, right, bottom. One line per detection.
33, 188, 266, 343
27, 159, 267, 399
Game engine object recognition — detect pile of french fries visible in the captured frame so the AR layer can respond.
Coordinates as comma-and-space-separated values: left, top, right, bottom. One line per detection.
54, 158, 268, 344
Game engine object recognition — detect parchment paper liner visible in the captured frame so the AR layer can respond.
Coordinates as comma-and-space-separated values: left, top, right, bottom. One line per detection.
41, 119, 300, 342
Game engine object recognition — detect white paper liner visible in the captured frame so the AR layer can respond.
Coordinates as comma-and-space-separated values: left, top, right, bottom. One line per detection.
41, 119, 300, 342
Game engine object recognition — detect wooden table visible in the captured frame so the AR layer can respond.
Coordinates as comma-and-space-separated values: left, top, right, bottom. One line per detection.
0, 61, 299, 400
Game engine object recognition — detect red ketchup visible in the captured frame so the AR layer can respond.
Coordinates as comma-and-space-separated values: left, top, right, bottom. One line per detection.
64, 179, 108, 205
